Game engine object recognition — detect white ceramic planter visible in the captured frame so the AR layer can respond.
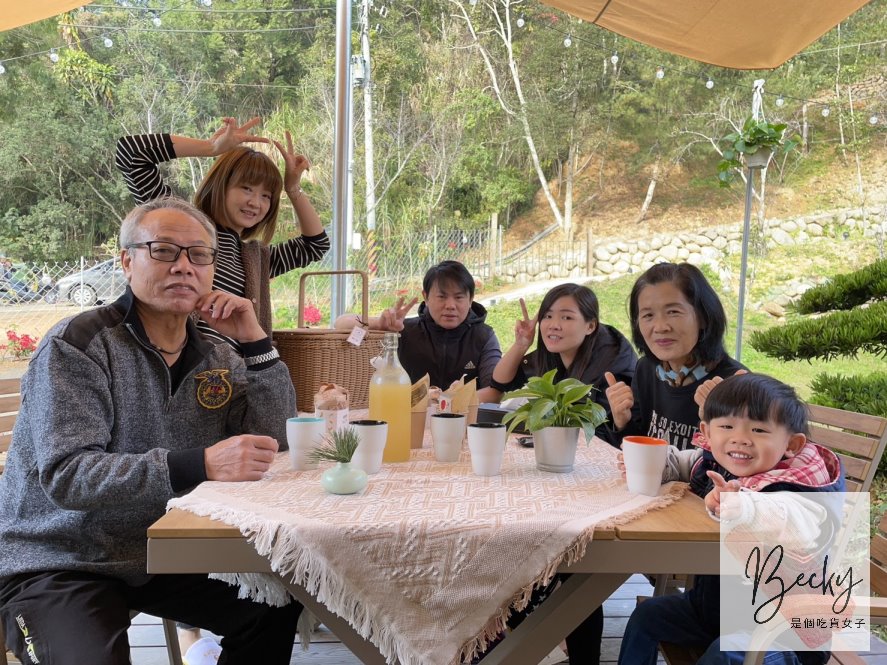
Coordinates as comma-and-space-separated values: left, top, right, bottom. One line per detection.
321, 462, 368, 495
744, 148, 773, 169
533, 426, 580, 473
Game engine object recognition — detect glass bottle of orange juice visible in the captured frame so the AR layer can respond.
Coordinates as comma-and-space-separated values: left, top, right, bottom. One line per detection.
368, 332, 412, 462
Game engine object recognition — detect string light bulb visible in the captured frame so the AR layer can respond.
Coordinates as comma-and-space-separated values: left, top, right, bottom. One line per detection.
469, 0, 477, 6
152, 15, 162, 27
200, 0, 212, 6
0, 62, 5, 75
610, 53, 619, 65
516, 16, 525, 28
49, 49, 59, 63
870, 115, 879, 125
705, 78, 714, 89
821, 107, 830, 117
655, 66, 665, 79
563, 35, 572, 48
378, 5, 388, 17
776, 95, 785, 107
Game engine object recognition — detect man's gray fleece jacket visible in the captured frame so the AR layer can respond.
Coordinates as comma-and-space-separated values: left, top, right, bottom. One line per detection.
0, 290, 296, 584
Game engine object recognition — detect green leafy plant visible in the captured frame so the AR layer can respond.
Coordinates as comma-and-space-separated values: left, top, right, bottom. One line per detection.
307, 427, 360, 464
809, 372, 887, 473
717, 116, 798, 187
500, 369, 607, 441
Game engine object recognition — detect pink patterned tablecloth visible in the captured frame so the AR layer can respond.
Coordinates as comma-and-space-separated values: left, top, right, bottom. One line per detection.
169, 434, 685, 665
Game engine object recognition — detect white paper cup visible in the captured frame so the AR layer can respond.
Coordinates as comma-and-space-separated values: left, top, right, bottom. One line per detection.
431, 413, 466, 463
349, 419, 388, 474
467, 423, 507, 476
286, 417, 327, 471
621, 436, 669, 496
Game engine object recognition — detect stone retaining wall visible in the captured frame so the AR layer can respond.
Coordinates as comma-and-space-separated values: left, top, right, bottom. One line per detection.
498, 206, 886, 285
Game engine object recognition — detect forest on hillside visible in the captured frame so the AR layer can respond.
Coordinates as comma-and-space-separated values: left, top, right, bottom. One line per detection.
0, 0, 885, 262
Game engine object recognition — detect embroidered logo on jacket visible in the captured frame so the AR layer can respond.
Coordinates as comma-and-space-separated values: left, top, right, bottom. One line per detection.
463, 361, 476, 370
195, 369, 233, 409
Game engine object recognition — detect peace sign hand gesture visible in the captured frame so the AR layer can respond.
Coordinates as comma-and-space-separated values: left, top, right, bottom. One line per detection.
378, 296, 419, 332
272, 130, 311, 197
704, 470, 742, 520
208, 117, 269, 155
513, 298, 537, 351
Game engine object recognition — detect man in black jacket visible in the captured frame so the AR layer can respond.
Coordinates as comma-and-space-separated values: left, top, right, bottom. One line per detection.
336, 260, 501, 401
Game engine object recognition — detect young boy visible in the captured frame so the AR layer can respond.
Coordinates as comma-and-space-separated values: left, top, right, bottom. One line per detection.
617, 373, 844, 665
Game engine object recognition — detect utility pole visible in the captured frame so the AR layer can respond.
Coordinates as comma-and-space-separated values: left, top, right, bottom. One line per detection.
360, 0, 379, 277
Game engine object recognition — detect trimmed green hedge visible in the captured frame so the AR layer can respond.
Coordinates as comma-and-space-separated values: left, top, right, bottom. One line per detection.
793, 258, 887, 314
750, 301, 887, 361
809, 371, 887, 473
809, 372, 887, 417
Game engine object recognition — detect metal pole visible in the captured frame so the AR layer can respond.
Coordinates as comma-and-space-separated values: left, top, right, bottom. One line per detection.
330, 0, 353, 321
362, 0, 376, 234
361, 0, 379, 280
735, 167, 754, 362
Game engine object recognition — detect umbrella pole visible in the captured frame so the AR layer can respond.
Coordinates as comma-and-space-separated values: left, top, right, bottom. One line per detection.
735, 167, 754, 362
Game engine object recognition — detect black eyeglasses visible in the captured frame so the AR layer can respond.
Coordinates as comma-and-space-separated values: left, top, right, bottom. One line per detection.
126, 241, 216, 266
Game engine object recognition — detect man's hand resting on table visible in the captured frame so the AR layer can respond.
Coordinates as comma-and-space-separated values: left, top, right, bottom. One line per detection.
205, 435, 279, 481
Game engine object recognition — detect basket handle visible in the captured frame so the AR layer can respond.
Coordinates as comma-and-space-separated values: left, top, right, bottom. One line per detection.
298, 270, 369, 328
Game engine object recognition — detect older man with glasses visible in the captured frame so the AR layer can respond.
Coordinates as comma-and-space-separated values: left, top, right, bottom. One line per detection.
0, 197, 301, 664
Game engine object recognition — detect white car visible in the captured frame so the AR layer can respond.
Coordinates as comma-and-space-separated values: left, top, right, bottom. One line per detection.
54, 259, 126, 306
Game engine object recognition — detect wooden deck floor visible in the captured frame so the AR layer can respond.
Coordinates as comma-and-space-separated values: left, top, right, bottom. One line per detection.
126, 574, 887, 665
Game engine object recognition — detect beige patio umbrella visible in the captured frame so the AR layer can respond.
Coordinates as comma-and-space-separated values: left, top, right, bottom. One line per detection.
0, 1, 88, 32
540, 0, 873, 69
3, 0, 873, 68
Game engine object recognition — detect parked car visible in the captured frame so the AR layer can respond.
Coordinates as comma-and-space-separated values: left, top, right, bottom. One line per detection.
0, 276, 44, 304
54, 259, 126, 306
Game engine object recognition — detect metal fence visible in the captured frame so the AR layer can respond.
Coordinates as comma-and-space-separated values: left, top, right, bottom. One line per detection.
0, 226, 596, 372
0, 228, 506, 367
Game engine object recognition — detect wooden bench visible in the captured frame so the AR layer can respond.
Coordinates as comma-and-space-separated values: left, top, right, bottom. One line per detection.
656, 403, 887, 665
0, 378, 21, 474
0, 377, 183, 665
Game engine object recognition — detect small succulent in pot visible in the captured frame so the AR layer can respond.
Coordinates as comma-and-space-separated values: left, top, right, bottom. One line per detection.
308, 427, 361, 464
309, 427, 368, 495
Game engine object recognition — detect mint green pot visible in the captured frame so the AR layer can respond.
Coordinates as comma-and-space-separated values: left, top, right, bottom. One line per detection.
320, 462, 368, 495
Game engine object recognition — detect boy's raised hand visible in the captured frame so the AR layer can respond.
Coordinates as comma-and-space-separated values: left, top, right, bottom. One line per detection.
694, 369, 749, 419
704, 470, 742, 519
513, 298, 537, 350
605, 371, 633, 431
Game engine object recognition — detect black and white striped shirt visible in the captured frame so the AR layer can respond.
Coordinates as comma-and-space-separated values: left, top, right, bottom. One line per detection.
116, 133, 330, 350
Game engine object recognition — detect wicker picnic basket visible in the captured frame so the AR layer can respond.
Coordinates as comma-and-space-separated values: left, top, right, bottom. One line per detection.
273, 270, 384, 412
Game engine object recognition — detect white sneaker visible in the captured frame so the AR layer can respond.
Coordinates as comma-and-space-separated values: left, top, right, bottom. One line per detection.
183, 636, 222, 665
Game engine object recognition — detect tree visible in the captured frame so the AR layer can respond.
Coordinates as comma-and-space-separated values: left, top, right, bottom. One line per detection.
750, 259, 887, 427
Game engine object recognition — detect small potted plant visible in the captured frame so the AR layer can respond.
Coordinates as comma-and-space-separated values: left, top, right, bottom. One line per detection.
716, 115, 798, 187
501, 369, 607, 473
308, 427, 368, 495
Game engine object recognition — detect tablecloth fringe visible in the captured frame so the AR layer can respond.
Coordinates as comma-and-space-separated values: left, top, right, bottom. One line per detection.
175, 497, 422, 665
457, 481, 689, 664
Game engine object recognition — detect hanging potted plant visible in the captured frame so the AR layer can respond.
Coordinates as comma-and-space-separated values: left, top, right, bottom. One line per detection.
501, 369, 607, 473
716, 116, 798, 187
308, 427, 368, 495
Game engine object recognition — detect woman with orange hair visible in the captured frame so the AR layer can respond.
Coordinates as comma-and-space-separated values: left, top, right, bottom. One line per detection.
116, 117, 329, 350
